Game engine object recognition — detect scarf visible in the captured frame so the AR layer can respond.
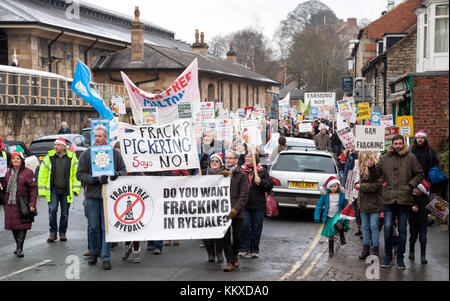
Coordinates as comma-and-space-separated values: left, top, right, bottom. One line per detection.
6, 168, 18, 205
206, 167, 222, 175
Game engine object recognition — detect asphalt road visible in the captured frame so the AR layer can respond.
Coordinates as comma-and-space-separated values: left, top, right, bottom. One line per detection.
0, 195, 448, 281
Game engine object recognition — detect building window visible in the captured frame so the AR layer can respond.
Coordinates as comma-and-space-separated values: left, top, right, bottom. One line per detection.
238, 84, 241, 108
229, 84, 233, 109
220, 82, 224, 101
435, 4, 449, 53
424, 13, 428, 58
246, 86, 249, 107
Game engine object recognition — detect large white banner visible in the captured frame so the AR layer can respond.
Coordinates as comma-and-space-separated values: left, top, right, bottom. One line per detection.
121, 59, 200, 125
305, 92, 336, 107
104, 175, 231, 242
355, 125, 385, 151
119, 120, 200, 172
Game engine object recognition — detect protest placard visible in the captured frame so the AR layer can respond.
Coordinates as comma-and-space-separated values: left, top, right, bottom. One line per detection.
426, 195, 449, 220
357, 103, 371, 121
298, 122, 313, 133
91, 145, 115, 177
337, 99, 352, 118
178, 102, 193, 119
345, 170, 356, 200
240, 120, 262, 146
111, 96, 126, 115
397, 116, 414, 137
337, 113, 350, 131
310, 106, 319, 118
355, 125, 385, 151
305, 92, 336, 107
0, 157, 7, 177
215, 119, 233, 143
110, 117, 119, 145
385, 126, 399, 150
142, 107, 158, 125
337, 127, 356, 150
121, 59, 200, 125
381, 115, 394, 127
119, 120, 200, 172
91, 118, 110, 145
371, 111, 381, 125
104, 175, 231, 242
201, 102, 215, 121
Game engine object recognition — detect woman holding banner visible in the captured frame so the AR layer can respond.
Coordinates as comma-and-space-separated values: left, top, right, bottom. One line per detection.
239, 151, 273, 258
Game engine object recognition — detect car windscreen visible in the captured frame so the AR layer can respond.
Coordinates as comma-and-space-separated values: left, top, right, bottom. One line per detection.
29, 140, 56, 153
272, 153, 336, 174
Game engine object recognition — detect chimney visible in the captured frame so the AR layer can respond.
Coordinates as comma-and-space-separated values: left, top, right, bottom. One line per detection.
129, 6, 146, 61
192, 29, 208, 56
226, 42, 237, 63
387, 0, 395, 11
347, 18, 357, 27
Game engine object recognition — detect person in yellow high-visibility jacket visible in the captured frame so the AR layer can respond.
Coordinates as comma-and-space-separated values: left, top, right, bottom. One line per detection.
38, 138, 81, 243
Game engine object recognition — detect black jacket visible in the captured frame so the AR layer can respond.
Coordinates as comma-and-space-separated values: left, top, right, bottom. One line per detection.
49, 153, 72, 193
240, 164, 273, 211
409, 194, 430, 225
411, 145, 438, 181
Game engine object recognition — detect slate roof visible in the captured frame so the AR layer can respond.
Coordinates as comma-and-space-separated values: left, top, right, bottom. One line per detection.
279, 88, 305, 100
0, 0, 192, 52
93, 44, 280, 86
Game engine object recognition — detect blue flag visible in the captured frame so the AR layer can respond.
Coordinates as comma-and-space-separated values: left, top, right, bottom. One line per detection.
72, 61, 113, 120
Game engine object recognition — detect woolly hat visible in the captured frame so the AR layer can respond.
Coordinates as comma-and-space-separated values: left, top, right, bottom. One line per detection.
417, 179, 431, 195
55, 138, 68, 148
319, 123, 328, 131
340, 204, 356, 220
323, 176, 341, 189
11, 152, 24, 160
209, 153, 223, 166
415, 130, 427, 138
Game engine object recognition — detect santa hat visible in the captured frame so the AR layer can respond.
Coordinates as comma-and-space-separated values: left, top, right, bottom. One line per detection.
209, 153, 223, 166
417, 179, 431, 195
415, 130, 427, 138
340, 204, 356, 220
322, 176, 341, 189
11, 152, 24, 160
55, 138, 68, 148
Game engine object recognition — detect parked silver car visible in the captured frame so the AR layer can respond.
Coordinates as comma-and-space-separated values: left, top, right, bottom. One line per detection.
269, 149, 341, 209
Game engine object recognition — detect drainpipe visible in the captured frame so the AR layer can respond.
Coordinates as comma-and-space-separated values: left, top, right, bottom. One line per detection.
48, 30, 64, 73
84, 37, 99, 65
382, 55, 387, 115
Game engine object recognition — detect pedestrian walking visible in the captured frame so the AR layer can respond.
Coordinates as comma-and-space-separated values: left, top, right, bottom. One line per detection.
223, 151, 249, 272
0, 152, 37, 257
314, 124, 332, 152
57, 121, 71, 134
409, 180, 432, 264
314, 176, 350, 257
38, 138, 81, 242
239, 151, 273, 259
0, 136, 11, 206
354, 151, 383, 259
76, 127, 127, 270
202, 153, 228, 263
367, 134, 424, 270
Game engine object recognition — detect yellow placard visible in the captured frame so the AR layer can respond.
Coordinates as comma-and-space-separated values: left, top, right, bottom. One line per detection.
357, 103, 371, 121
397, 115, 414, 137
296, 114, 303, 123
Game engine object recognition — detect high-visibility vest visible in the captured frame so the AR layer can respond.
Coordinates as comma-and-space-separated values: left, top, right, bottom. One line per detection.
37, 149, 81, 203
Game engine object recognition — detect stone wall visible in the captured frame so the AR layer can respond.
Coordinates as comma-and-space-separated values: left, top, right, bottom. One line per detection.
413, 75, 449, 151
0, 105, 100, 146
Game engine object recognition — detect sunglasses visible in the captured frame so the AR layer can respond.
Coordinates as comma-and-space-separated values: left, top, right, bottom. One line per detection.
210, 159, 221, 163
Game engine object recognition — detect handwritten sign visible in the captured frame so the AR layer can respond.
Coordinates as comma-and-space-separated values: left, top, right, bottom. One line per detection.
357, 103, 371, 121
355, 125, 385, 151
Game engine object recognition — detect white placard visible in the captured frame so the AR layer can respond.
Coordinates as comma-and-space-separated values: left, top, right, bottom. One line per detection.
0, 157, 7, 177
201, 102, 215, 120
298, 122, 313, 133
425, 195, 449, 220
104, 175, 231, 242
305, 92, 336, 107
355, 125, 385, 151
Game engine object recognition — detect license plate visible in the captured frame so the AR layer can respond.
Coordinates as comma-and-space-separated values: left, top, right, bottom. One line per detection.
289, 181, 317, 189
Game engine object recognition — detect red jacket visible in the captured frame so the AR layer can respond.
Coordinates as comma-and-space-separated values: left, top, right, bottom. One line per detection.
2, 167, 37, 230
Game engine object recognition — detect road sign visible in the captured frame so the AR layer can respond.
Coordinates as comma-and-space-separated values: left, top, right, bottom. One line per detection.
397, 116, 414, 138
342, 77, 353, 92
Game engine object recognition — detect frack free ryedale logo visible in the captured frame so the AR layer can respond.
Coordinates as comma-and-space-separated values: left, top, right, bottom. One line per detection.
108, 184, 154, 233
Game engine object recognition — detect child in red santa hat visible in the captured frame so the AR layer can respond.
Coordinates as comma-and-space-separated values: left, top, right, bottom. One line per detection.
408, 179, 432, 264
314, 176, 352, 257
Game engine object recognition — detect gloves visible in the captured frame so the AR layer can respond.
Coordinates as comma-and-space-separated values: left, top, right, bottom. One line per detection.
228, 208, 238, 219
110, 171, 120, 181
221, 169, 231, 178
99, 175, 109, 184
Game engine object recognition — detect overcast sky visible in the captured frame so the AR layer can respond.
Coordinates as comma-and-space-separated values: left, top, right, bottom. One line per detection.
82, 0, 403, 44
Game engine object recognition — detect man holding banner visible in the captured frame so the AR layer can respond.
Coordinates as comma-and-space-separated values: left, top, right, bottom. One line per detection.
76, 126, 127, 270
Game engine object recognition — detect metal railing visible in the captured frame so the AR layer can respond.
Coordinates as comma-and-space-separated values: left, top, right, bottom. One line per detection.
0, 70, 128, 107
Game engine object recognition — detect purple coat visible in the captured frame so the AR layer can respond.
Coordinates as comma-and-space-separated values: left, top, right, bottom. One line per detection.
2, 167, 37, 230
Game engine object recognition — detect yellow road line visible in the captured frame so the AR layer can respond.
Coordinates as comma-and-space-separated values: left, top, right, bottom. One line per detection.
280, 224, 324, 281
296, 246, 328, 280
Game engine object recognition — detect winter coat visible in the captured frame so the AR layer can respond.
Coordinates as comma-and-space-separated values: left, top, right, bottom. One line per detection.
38, 149, 81, 203
229, 166, 249, 219
314, 133, 331, 152
411, 145, 438, 181
357, 167, 383, 214
369, 144, 424, 206
314, 190, 348, 223
270, 145, 286, 163
2, 166, 37, 230
240, 163, 273, 211
76, 148, 127, 199
409, 194, 430, 225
